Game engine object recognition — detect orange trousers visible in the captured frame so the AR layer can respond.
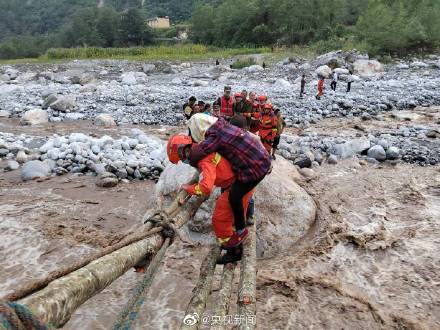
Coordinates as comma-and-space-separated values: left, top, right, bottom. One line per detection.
212, 189, 254, 239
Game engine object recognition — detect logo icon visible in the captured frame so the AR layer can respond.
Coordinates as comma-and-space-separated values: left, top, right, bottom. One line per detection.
183, 313, 199, 326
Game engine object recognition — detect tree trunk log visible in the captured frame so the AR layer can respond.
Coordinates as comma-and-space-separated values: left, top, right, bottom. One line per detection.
113, 237, 171, 330
18, 195, 205, 328
181, 246, 221, 330
237, 225, 257, 330
2, 226, 161, 302
211, 264, 236, 330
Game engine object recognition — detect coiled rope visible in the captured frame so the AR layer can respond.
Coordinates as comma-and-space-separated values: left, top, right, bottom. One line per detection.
0, 302, 50, 330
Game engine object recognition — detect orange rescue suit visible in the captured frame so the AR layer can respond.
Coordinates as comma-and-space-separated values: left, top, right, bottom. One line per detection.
259, 111, 278, 153
184, 153, 253, 239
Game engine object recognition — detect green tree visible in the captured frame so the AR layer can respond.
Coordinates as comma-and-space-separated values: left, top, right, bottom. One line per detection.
62, 8, 103, 47
356, 0, 440, 54
97, 6, 120, 47
119, 8, 153, 46
190, 4, 216, 44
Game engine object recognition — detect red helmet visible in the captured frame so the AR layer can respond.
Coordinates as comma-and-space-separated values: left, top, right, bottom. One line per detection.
264, 103, 273, 110
234, 92, 243, 98
167, 134, 193, 164
258, 95, 268, 102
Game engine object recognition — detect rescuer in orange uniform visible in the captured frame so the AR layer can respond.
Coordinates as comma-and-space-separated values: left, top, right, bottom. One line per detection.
249, 95, 267, 134
167, 134, 254, 264
258, 103, 278, 153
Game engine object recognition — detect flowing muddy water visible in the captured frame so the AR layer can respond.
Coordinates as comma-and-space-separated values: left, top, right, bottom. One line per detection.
1, 113, 440, 329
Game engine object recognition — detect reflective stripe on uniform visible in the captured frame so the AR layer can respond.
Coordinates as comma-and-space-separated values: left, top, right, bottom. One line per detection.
212, 153, 222, 166
194, 184, 204, 196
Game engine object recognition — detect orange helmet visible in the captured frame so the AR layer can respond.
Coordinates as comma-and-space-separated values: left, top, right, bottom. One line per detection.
264, 103, 273, 110
167, 134, 193, 164
258, 95, 268, 102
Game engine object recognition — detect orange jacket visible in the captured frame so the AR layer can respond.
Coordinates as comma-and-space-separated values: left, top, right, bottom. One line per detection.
318, 79, 324, 93
259, 112, 278, 140
185, 152, 235, 197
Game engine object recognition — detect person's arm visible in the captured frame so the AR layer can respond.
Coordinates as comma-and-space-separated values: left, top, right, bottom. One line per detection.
184, 157, 217, 196
189, 130, 221, 167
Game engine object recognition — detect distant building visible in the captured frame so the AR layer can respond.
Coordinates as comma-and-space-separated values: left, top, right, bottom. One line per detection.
147, 16, 171, 29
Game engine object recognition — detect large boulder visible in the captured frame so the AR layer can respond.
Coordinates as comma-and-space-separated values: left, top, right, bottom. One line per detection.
334, 68, 350, 75
155, 157, 316, 257
95, 114, 116, 127
315, 65, 332, 78
20, 109, 48, 126
314, 51, 345, 68
21, 160, 51, 181
353, 59, 384, 78
255, 157, 316, 257
50, 96, 76, 112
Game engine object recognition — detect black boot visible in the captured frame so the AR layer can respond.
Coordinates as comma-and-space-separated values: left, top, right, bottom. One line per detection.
217, 245, 243, 265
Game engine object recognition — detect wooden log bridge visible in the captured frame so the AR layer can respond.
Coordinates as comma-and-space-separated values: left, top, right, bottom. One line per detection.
0, 175, 258, 330
181, 225, 257, 330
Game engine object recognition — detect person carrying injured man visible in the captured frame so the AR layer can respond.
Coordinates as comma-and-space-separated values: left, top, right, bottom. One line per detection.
166, 131, 256, 264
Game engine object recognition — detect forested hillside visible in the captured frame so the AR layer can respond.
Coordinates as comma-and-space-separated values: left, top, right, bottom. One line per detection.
0, 0, 216, 42
0, 0, 439, 60
191, 0, 440, 54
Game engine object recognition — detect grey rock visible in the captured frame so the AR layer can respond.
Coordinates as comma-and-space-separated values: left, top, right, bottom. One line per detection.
386, 147, 400, 160
6, 160, 20, 171
21, 109, 48, 126
330, 138, 370, 158
50, 96, 76, 112
42, 94, 58, 109
21, 160, 51, 181
16, 150, 28, 163
426, 130, 438, 138
315, 65, 332, 78
0, 148, 9, 157
367, 145, 387, 161
0, 110, 11, 118
116, 169, 128, 179
95, 114, 116, 127
96, 172, 118, 188
294, 155, 312, 168
328, 154, 338, 164
142, 64, 156, 73
377, 139, 390, 150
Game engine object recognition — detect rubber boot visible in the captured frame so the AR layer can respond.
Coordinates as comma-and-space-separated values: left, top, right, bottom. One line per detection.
217, 245, 243, 265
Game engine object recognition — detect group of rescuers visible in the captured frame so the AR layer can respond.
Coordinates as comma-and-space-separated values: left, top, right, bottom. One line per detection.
166, 86, 286, 264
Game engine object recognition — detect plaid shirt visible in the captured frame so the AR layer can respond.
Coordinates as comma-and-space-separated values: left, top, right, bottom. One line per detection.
189, 118, 271, 183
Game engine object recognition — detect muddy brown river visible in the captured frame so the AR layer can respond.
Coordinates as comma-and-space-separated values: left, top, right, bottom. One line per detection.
1, 115, 440, 329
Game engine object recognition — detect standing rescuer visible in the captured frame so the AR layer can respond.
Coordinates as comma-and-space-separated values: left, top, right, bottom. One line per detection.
188, 113, 271, 247
166, 134, 254, 263
215, 86, 234, 121
259, 103, 278, 154
249, 95, 266, 134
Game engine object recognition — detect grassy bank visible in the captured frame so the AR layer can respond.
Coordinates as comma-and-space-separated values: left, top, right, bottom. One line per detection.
0, 45, 270, 64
